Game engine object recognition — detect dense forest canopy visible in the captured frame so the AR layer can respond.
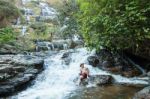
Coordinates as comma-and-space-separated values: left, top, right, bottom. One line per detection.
76, 0, 150, 52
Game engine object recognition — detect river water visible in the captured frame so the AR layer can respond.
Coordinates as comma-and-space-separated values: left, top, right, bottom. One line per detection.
11, 48, 148, 99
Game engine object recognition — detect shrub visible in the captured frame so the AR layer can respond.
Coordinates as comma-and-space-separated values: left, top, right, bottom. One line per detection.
0, 27, 17, 44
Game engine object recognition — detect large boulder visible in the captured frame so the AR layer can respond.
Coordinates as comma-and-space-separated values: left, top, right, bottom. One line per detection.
0, 55, 44, 97
95, 49, 142, 77
88, 75, 114, 85
80, 75, 114, 86
133, 86, 150, 99
87, 56, 99, 67
102, 61, 113, 68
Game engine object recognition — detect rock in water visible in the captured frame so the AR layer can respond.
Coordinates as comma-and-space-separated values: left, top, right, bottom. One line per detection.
0, 55, 44, 97
87, 56, 99, 67
88, 75, 114, 86
80, 75, 114, 86
133, 86, 150, 99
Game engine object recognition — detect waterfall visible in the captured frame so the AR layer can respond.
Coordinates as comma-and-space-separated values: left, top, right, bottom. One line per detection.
39, 2, 58, 19
72, 34, 80, 41
47, 43, 55, 50
26, 15, 30, 24
21, 26, 27, 36
12, 48, 148, 99
16, 17, 21, 25
63, 43, 68, 50
60, 25, 68, 32
51, 43, 55, 50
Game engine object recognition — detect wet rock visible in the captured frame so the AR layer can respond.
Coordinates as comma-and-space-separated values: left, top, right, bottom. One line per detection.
95, 49, 142, 77
63, 58, 71, 65
61, 52, 70, 59
122, 69, 140, 77
133, 86, 150, 99
25, 68, 39, 74
106, 66, 122, 73
12, 66, 26, 72
147, 71, 150, 77
70, 40, 84, 49
0, 73, 14, 81
80, 75, 114, 86
0, 54, 44, 96
0, 66, 14, 73
61, 52, 71, 65
12, 55, 44, 66
102, 61, 113, 68
87, 56, 99, 67
88, 75, 114, 86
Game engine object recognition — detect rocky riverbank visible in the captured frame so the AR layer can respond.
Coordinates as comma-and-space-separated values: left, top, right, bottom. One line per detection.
0, 54, 44, 97
87, 48, 150, 99
87, 49, 150, 77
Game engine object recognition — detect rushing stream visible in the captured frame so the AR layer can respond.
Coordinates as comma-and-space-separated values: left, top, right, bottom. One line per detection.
9, 0, 149, 99
11, 48, 148, 99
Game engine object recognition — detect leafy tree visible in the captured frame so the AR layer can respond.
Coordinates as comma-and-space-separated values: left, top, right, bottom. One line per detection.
76, 0, 150, 52
58, 0, 78, 38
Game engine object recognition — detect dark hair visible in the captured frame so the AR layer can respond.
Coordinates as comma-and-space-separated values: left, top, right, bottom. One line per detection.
80, 63, 84, 67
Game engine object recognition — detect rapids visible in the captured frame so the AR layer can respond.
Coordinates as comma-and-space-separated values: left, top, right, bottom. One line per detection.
11, 48, 148, 99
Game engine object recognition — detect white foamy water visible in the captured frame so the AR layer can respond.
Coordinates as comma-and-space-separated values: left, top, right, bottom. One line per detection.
12, 48, 148, 99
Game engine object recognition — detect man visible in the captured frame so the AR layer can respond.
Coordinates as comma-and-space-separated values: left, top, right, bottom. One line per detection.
79, 63, 89, 85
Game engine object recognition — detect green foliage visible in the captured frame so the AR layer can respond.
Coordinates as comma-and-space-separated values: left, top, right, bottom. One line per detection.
0, 27, 17, 44
30, 22, 48, 35
0, 0, 20, 28
76, 0, 150, 51
58, 0, 78, 38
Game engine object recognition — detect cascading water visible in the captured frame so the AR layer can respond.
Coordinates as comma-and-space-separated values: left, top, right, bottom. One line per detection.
39, 2, 58, 20
21, 26, 27, 36
12, 48, 148, 99
16, 17, 21, 25
72, 34, 80, 41
63, 43, 68, 50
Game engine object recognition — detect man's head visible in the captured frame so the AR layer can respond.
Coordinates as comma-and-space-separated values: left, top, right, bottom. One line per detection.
80, 63, 84, 68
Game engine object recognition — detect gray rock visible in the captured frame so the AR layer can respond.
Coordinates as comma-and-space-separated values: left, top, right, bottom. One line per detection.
12, 66, 26, 72
61, 52, 72, 65
88, 75, 114, 85
80, 75, 114, 86
87, 56, 99, 67
25, 68, 39, 74
12, 55, 44, 66
0, 73, 14, 81
102, 61, 113, 68
0, 54, 44, 96
0, 66, 13, 73
147, 71, 150, 76
61, 52, 70, 59
133, 86, 150, 99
